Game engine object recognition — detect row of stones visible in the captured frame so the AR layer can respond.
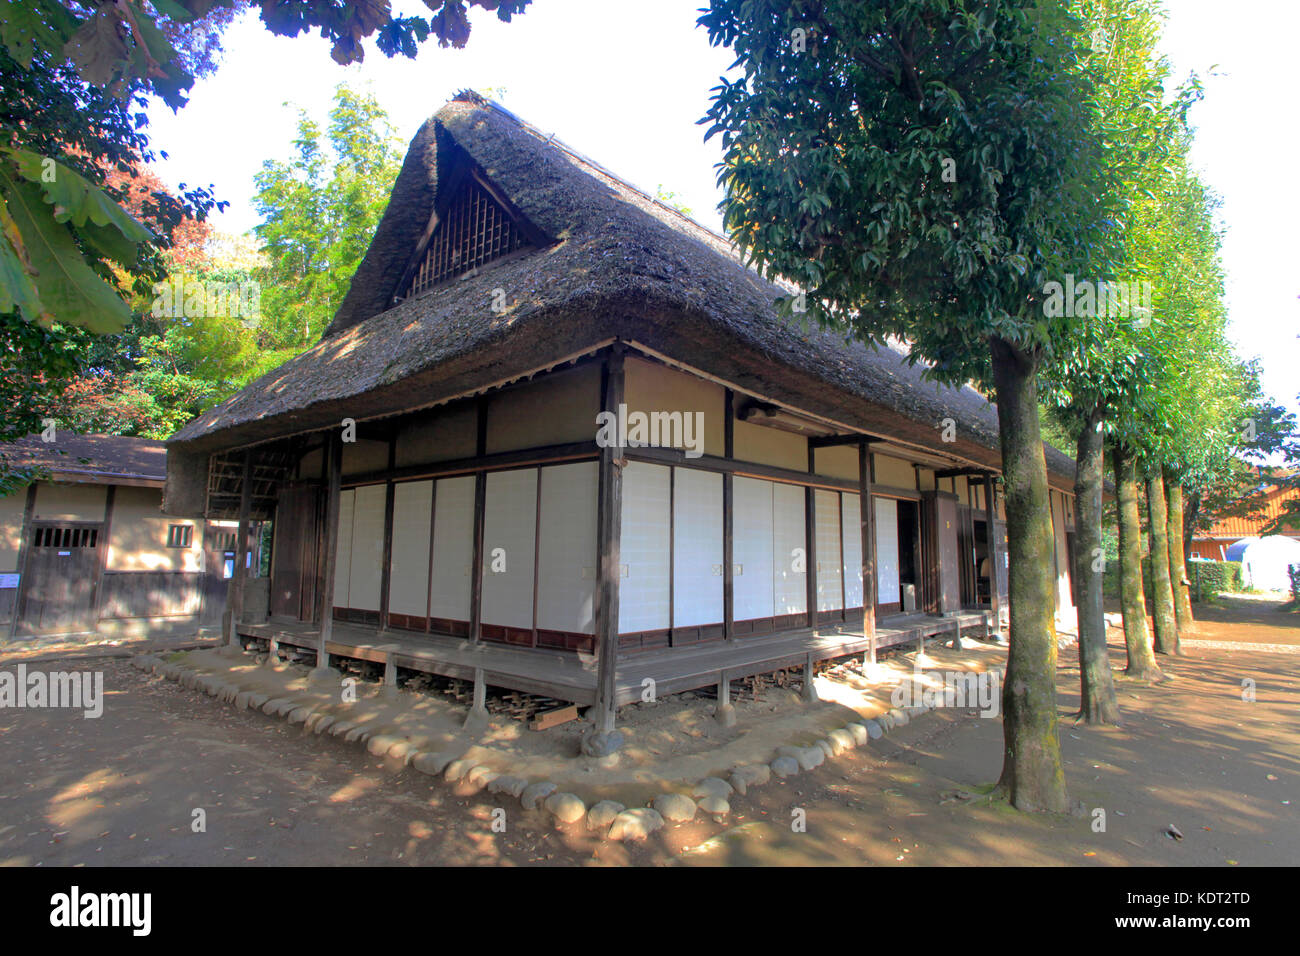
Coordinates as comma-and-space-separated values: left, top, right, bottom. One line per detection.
133, 654, 1005, 842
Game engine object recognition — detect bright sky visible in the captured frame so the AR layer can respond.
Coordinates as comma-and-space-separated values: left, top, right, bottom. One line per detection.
144, 0, 1299, 422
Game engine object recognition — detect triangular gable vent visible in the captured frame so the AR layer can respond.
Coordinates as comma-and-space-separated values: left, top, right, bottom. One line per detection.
397, 168, 537, 302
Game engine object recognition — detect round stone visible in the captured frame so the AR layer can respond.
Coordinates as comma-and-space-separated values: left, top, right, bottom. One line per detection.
444, 758, 475, 782
580, 729, 625, 758
652, 793, 697, 823
487, 775, 528, 798
607, 808, 664, 842
544, 792, 587, 825
864, 719, 884, 739
697, 795, 730, 817
692, 777, 734, 801
799, 746, 825, 770
732, 764, 771, 788
586, 800, 625, 831
770, 756, 800, 778
521, 781, 558, 810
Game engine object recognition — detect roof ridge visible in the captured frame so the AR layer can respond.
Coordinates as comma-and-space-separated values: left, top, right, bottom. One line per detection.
451, 89, 741, 260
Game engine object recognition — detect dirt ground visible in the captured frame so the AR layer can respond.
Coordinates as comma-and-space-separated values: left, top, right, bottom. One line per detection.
0, 596, 1295, 866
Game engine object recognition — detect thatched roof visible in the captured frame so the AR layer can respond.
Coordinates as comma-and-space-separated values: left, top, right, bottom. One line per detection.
168, 92, 1076, 487
2, 433, 166, 486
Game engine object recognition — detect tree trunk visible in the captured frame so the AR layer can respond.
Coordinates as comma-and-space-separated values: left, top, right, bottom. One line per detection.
1146, 472, 1181, 655
1181, 487, 1201, 562
1165, 473, 1196, 632
989, 337, 1068, 813
1114, 447, 1162, 680
1074, 409, 1120, 723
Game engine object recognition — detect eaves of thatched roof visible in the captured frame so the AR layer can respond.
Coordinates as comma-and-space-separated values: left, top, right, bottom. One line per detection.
168, 92, 1077, 489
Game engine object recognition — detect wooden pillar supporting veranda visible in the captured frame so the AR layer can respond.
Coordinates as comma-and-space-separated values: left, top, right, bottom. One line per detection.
585, 345, 625, 756
859, 440, 877, 667
223, 452, 252, 651
311, 430, 343, 679
983, 474, 1002, 635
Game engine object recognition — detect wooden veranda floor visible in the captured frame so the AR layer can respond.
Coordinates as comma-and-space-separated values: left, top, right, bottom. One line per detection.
236, 609, 994, 709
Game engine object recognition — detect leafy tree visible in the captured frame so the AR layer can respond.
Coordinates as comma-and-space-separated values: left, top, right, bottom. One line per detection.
0, 0, 530, 332
252, 84, 402, 347
0, 39, 220, 461
1040, 0, 1190, 722
699, 0, 1125, 811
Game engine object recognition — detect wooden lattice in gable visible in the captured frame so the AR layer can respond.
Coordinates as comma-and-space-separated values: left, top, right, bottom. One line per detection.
402, 172, 532, 299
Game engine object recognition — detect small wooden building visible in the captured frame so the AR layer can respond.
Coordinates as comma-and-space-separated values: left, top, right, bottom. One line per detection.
1190, 473, 1300, 561
164, 92, 1079, 741
0, 433, 243, 642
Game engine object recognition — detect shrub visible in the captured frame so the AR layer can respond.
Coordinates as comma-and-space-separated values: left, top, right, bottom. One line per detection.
1188, 560, 1242, 602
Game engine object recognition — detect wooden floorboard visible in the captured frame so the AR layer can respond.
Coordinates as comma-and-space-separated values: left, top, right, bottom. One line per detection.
236, 609, 990, 711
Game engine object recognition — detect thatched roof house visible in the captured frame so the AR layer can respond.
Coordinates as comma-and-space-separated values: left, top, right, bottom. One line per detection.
165, 92, 1081, 744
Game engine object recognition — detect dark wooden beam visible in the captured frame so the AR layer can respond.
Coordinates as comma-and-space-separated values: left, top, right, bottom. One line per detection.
342, 440, 600, 489
808, 433, 867, 449
378, 482, 396, 632
934, 467, 995, 480
592, 346, 626, 736
424, 479, 438, 635
469, 468, 487, 644
624, 446, 861, 493
805, 440, 818, 632
378, 440, 397, 631
314, 430, 343, 670
723, 389, 734, 642
226, 452, 252, 645
859, 440, 876, 641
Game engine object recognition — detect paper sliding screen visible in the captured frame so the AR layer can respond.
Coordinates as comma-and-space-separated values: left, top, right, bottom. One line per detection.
388, 480, 432, 619
672, 467, 724, 628
618, 462, 671, 634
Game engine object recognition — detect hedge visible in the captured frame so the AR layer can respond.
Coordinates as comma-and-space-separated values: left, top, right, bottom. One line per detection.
1188, 560, 1242, 601
1102, 558, 1240, 603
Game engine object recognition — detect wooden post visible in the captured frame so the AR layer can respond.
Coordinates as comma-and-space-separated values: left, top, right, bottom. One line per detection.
469, 472, 486, 642
859, 439, 876, 650
424, 480, 437, 634
465, 671, 488, 728
805, 443, 818, 632
984, 474, 1001, 631
378, 440, 396, 632
7, 484, 37, 642
225, 452, 252, 647
723, 389, 734, 642
590, 346, 625, 745
802, 650, 818, 701
314, 431, 343, 674
469, 397, 488, 643
716, 667, 736, 726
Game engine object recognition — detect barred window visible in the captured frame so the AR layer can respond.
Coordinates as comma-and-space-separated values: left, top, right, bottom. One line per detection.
34, 526, 97, 548
166, 524, 193, 548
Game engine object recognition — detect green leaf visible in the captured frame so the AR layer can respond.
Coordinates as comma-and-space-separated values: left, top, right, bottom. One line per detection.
3, 148, 153, 244
0, 195, 49, 322
0, 170, 132, 333
0, 0, 78, 68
